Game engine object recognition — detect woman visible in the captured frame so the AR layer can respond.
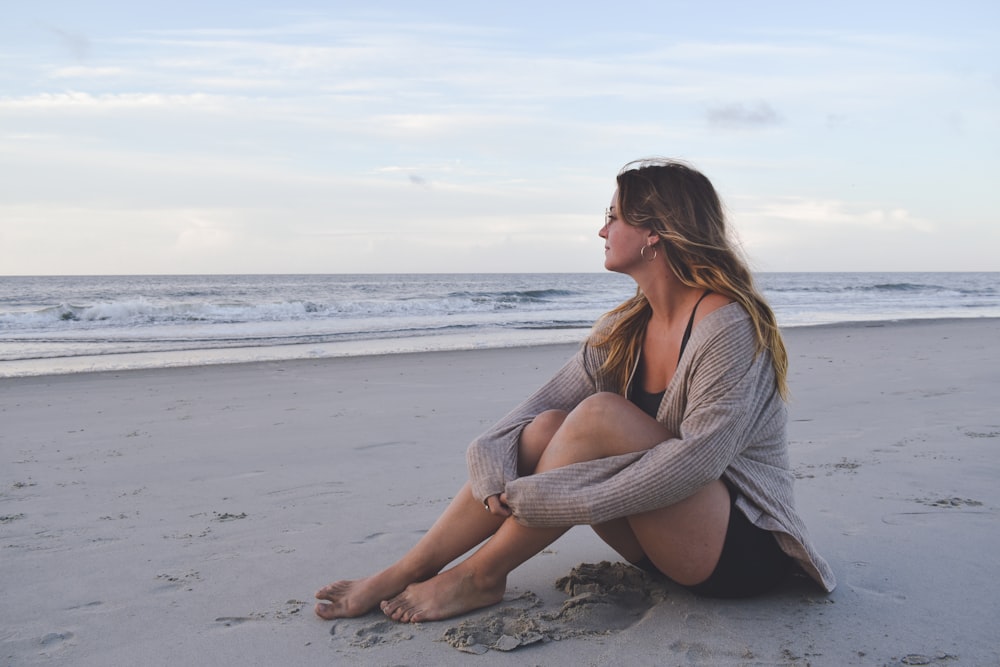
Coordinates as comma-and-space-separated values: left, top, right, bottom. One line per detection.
315, 158, 835, 623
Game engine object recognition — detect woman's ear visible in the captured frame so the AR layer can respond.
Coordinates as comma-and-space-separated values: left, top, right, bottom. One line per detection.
646, 230, 661, 246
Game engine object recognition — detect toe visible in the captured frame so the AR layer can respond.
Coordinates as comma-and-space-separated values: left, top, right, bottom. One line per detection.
381, 597, 406, 622
315, 602, 335, 619
316, 581, 356, 605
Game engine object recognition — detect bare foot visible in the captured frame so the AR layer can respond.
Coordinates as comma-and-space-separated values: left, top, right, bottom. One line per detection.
380, 565, 506, 623
314, 569, 414, 619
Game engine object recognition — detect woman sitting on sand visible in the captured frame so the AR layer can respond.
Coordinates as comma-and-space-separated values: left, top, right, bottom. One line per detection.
316, 158, 835, 623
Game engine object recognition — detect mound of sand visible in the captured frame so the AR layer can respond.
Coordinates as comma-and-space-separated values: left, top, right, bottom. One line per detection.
441, 561, 669, 654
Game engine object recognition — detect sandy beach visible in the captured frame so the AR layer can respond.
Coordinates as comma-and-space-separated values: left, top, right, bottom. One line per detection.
2, 317, 998, 666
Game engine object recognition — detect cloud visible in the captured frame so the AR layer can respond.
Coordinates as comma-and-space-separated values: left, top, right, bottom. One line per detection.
722, 195, 964, 272
706, 102, 783, 129
50, 27, 91, 60
48, 66, 128, 79
825, 113, 849, 129
729, 196, 939, 270
175, 216, 237, 253
738, 196, 934, 232
0, 92, 235, 112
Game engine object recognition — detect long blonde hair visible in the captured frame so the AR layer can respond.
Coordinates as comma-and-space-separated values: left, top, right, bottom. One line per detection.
591, 159, 789, 399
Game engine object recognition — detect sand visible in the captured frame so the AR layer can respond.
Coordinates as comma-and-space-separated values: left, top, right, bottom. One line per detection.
1, 318, 998, 666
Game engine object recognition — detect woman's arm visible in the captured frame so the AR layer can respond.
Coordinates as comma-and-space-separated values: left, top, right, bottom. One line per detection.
466, 344, 598, 505
504, 311, 780, 526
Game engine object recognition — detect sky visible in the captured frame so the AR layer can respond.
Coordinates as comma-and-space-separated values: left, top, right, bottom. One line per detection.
1, 1, 998, 275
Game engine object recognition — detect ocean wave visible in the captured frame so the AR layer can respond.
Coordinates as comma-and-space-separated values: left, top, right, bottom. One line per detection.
0, 288, 604, 333
764, 281, 989, 294
2, 273, 997, 376
0, 317, 597, 363
0, 298, 323, 330
860, 282, 948, 292
451, 288, 578, 301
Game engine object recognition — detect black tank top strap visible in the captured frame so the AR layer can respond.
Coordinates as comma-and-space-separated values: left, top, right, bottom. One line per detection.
678, 290, 712, 363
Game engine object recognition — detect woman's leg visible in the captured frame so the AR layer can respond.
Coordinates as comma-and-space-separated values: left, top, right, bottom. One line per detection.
619, 480, 730, 585
380, 393, 730, 622
589, 484, 730, 586
380, 503, 569, 622
314, 482, 506, 618
531, 393, 730, 585
517, 409, 567, 476
314, 409, 569, 620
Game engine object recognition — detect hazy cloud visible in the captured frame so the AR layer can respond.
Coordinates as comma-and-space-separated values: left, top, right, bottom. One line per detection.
50, 28, 92, 61
825, 113, 849, 129
48, 66, 128, 80
0, 92, 234, 112
740, 196, 935, 232
706, 102, 783, 129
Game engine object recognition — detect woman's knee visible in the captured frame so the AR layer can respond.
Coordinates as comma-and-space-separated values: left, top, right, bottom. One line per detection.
565, 392, 632, 427
553, 392, 668, 460
580, 392, 632, 409
517, 409, 568, 475
523, 410, 568, 445
526, 396, 626, 450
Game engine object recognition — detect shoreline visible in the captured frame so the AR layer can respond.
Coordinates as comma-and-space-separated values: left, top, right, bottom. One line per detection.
2, 317, 998, 665
3, 314, 999, 380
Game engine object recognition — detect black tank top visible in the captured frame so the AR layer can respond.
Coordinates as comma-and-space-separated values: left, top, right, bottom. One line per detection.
628, 290, 712, 418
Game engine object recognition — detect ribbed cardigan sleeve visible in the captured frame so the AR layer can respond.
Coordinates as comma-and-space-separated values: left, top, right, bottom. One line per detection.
466, 346, 597, 503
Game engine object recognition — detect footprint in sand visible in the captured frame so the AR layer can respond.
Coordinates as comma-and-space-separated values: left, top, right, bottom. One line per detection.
38, 630, 75, 654
964, 430, 1000, 438
215, 601, 304, 627
215, 616, 257, 627
66, 601, 103, 611
882, 497, 989, 526
897, 653, 959, 666
153, 570, 201, 592
39, 631, 73, 646
915, 496, 983, 508
335, 619, 414, 648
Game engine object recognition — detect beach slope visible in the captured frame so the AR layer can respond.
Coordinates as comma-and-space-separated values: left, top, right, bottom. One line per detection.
1, 319, 998, 665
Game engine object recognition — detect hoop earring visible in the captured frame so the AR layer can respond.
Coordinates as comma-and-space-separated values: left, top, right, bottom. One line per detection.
640, 244, 658, 262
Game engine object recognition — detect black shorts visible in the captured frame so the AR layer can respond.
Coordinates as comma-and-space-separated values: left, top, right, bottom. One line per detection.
634, 479, 792, 598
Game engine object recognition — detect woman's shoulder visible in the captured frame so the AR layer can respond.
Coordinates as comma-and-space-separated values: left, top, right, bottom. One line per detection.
698, 299, 749, 329
688, 301, 755, 355
692, 292, 735, 328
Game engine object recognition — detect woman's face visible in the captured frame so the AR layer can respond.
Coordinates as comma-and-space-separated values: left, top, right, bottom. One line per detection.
599, 190, 656, 274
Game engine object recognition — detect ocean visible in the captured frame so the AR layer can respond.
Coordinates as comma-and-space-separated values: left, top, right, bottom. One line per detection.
1, 272, 997, 377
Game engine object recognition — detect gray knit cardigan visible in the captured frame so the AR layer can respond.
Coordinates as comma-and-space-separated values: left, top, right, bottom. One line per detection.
466, 303, 836, 592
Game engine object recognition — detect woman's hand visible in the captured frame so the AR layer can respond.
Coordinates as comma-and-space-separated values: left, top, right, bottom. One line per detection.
484, 493, 512, 517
